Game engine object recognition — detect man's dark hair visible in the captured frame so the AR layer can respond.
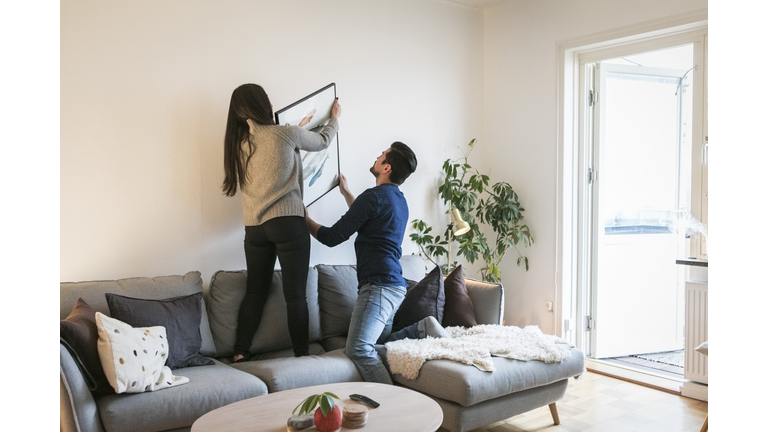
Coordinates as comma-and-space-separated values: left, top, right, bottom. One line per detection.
384, 141, 418, 185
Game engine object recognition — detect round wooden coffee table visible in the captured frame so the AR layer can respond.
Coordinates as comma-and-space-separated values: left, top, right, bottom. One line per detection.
191, 381, 443, 432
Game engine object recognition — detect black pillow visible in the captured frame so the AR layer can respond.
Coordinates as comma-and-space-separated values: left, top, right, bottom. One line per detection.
392, 265, 445, 332
60, 298, 114, 395
105, 292, 214, 369
442, 265, 478, 327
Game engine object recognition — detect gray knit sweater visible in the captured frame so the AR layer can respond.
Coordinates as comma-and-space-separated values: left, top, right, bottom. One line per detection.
240, 117, 339, 226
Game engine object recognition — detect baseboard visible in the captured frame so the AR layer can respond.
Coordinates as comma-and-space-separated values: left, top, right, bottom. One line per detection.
680, 380, 708, 401
585, 359, 683, 395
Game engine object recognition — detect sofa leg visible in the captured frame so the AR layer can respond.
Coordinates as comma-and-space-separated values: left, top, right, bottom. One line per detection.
548, 403, 560, 425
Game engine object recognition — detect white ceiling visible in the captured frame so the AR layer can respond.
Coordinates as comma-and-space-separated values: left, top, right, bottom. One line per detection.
447, 0, 511, 9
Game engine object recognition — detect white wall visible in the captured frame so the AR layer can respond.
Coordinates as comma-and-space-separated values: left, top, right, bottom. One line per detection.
61, 0, 710, 336
482, 0, 707, 333
61, 0, 484, 284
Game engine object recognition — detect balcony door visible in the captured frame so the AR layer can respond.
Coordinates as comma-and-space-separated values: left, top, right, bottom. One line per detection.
586, 45, 694, 359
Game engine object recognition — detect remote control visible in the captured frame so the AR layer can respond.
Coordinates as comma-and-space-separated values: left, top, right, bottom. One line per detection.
349, 394, 380, 408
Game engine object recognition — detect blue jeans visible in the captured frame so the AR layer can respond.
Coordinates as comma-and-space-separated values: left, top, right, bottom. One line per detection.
345, 283, 421, 384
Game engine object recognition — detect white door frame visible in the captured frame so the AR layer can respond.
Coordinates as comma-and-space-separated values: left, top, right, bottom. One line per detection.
555, 10, 707, 353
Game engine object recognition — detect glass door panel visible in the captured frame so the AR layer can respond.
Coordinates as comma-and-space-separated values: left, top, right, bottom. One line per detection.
591, 51, 692, 358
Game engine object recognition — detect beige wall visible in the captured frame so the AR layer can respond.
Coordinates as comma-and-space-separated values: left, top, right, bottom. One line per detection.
482, 0, 707, 333
61, 0, 484, 283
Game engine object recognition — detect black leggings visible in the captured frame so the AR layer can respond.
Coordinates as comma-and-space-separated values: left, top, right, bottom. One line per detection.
234, 216, 310, 357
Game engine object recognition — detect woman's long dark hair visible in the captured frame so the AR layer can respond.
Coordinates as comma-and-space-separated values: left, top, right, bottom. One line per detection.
222, 84, 275, 196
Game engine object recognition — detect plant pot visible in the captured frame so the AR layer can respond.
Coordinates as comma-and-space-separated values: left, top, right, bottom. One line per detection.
314, 405, 342, 432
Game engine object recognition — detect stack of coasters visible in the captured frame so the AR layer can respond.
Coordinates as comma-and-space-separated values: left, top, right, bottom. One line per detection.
341, 405, 368, 429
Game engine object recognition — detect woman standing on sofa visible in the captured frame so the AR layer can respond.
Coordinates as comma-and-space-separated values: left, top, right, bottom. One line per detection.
222, 84, 341, 360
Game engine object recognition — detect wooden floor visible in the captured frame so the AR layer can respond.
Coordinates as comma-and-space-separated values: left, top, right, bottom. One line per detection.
437, 371, 708, 432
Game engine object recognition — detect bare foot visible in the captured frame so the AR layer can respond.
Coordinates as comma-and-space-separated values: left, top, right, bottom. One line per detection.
233, 354, 245, 363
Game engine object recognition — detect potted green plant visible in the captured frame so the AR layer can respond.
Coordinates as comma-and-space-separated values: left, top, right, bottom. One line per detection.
292, 392, 341, 432
410, 139, 533, 283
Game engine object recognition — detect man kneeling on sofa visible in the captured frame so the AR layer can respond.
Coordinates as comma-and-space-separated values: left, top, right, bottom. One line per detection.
305, 142, 449, 384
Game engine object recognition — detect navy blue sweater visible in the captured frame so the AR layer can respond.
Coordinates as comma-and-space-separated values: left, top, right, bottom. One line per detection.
317, 184, 408, 288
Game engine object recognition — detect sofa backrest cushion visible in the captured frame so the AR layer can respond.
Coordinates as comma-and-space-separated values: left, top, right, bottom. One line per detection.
316, 255, 427, 340
401, 254, 427, 282
60, 272, 217, 357
464, 278, 505, 325
316, 264, 358, 340
207, 268, 321, 357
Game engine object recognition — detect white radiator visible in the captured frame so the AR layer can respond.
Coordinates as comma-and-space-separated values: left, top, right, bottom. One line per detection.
684, 281, 708, 384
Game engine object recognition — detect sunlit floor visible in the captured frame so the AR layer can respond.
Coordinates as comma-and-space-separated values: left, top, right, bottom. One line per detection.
438, 371, 707, 432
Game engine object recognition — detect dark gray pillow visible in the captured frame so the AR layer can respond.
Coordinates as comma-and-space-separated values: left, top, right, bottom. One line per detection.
392, 265, 445, 332
442, 265, 478, 328
60, 298, 114, 395
106, 292, 214, 369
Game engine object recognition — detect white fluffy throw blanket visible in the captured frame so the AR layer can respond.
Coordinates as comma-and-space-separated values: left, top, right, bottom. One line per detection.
385, 325, 572, 380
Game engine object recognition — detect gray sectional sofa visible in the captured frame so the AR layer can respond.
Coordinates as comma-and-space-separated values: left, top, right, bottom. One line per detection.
60, 255, 585, 432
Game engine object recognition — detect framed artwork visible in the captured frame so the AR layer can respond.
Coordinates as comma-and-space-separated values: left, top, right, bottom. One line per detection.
274, 83, 340, 207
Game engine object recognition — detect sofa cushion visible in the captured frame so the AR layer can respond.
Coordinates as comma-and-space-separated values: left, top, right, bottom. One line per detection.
60, 344, 102, 432
316, 256, 427, 341
60, 298, 114, 395
207, 268, 321, 357
316, 264, 358, 340
95, 312, 189, 394
243, 342, 326, 362
442, 265, 478, 327
96, 359, 267, 432
60, 272, 217, 357
392, 265, 445, 332
392, 347, 585, 407
231, 349, 362, 393
464, 279, 504, 325
401, 254, 427, 282
321, 336, 347, 352
106, 292, 214, 369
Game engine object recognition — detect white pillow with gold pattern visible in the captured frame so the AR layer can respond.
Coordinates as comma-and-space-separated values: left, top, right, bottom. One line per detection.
95, 312, 189, 394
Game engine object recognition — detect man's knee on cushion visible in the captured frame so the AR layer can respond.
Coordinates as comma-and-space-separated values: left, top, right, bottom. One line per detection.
418, 316, 452, 339
345, 340, 378, 360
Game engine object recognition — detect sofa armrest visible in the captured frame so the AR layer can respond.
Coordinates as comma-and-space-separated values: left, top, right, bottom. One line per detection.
465, 278, 504, 325
60, 344, 105, 432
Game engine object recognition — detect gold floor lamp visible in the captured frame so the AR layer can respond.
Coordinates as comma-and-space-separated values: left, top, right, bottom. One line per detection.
447, 209, 471, 271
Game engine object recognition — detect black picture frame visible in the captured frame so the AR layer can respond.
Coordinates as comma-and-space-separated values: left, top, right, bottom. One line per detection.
274, 83, 340, 207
